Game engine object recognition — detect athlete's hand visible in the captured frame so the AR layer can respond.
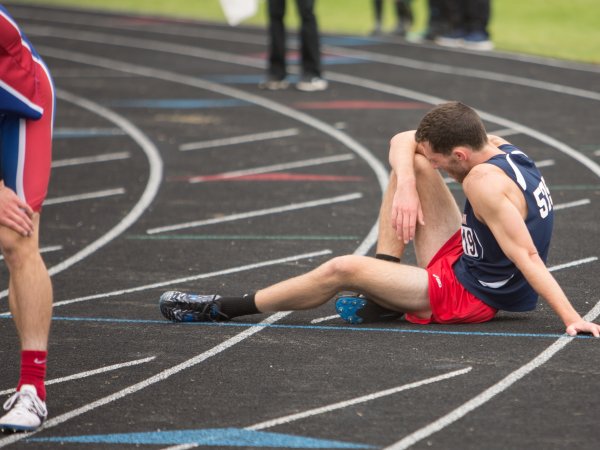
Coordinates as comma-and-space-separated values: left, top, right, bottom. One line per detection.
566, 320, 600, 337
0, 185, 34, 237
391, 179, 425, 244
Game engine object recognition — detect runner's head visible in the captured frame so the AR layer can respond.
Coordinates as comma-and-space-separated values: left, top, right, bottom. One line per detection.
415, 101, 487, 155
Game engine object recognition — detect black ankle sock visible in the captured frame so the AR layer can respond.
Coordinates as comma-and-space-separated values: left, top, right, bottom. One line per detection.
219, 293, 259, 319
375, 253, 401, 263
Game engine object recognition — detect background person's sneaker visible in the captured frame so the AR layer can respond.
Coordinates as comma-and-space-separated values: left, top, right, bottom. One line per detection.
0, 385, 47, 433
336, 294, 403, 324
296, 76, 328, 92
435, 30, 467, 48
159, 291, 228, 322
462, 32, 494, 51
258, 77, 289, 90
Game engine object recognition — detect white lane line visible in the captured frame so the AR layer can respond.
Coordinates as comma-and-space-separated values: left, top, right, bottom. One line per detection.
146, 193, 363, 235
0, 89, 163, 302
35, 39, 600, 446
0, 357, 155, 396
25, 25, 600, 101
324, 46, 600, 102
310, 256, 598, 325
246, 367, 472, 431
0, 46, 383, 444
44, 250, 332, 310
43, 188, 125, 206
0, 312, 290, 448
52, 151, 131, 168
0, 245, 62, 261
310, 314, 339, 324
180, 128, 299, 151
159, 446, 197, 450
535, 159, 555, 168
17, 8, 600, 74
386, 300, 600, 450
488, 128, 521, 137
38, 46, 388, 256
553, 199, 591, 210
548, 256, 597, 272
46, 90, 162, 274
189, 154, 355, 183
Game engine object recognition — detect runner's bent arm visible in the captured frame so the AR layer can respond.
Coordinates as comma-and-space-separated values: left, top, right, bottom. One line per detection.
388, 130, 425, 243
464, 167, 600, 337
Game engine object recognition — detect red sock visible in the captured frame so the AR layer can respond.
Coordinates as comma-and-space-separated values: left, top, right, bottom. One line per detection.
17, 350, 47, 401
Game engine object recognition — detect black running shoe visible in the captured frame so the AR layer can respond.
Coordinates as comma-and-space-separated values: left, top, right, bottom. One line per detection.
159, 291, 229, 322
335, 294, 403, 324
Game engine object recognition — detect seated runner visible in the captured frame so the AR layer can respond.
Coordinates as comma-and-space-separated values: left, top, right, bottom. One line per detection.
159, 101, 600, 338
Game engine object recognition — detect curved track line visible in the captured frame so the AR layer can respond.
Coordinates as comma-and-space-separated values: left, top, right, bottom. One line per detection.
0, 90, 162, 303
25, 25, 600, 102
247, 367, 472, 430
12, 6, 600, 74
0, 313, 291, 448
0, 45, 389, 446
37, 45, 389, 256
15, 23, 598, 449
36, 35, 600, 449
45, 89, 163, 275
35, 31, 600, 192
386, 299, 600, 450
325, 72, 600, 178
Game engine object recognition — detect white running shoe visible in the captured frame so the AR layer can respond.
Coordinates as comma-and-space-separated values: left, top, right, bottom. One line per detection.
296, 77, 328, 92
0, 385, 47, 432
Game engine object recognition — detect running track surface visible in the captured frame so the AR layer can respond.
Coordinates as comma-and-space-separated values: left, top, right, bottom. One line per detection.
1, 3, 600, 449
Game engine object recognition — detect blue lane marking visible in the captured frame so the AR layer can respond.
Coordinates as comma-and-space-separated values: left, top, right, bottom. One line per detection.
4, 315, 592, 340
106, 99, 249, 109
29, 428, 374, 448
320, 36, 383, 46
204, 74, 299, 84
321, 55, 366, 65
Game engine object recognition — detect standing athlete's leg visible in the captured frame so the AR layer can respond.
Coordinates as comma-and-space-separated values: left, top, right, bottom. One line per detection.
4, 215, 52, 351
0, 61, 53, 432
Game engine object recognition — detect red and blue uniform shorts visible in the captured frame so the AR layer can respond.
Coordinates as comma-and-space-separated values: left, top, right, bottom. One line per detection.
405, 230, 498, 324
0, 62, 53, 213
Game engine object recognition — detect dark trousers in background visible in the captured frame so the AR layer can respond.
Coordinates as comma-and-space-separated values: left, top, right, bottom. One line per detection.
443, 0, 491, 35
267, 0, 322, 80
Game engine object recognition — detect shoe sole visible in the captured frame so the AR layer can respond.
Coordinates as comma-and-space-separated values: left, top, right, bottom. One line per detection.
335, 296, 367, 324
0, 423, 42, 433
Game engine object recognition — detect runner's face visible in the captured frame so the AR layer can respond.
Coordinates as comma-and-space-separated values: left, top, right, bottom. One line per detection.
420, 142, 469, 183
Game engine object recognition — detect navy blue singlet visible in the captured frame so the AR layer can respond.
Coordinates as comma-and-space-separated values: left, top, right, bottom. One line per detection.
453, 144, 554, 312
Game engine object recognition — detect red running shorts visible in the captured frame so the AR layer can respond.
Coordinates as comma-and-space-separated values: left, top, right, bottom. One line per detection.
405, 230, 498, 324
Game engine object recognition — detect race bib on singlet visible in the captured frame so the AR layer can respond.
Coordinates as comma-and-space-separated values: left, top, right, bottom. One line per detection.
461, 225, 483, 259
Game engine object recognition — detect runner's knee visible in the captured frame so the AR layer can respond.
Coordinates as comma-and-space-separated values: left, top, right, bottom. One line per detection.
0, 230, 38, 270
320, 255, 362, 285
